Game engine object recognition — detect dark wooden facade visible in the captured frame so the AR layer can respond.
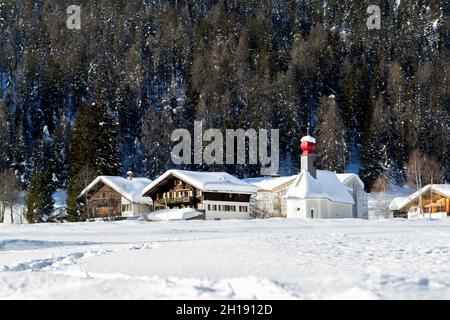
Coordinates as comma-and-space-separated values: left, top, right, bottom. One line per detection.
147, 176, 202, 210
85, 183, 121, 219
203, 192, 251, 202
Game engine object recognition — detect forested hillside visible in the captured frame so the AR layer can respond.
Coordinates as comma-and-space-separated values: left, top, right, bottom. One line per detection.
0, 0, 448, 197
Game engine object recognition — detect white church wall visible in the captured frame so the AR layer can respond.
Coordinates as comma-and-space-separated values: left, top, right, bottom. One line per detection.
329, 202, 353, 219
286, 199, 307, 219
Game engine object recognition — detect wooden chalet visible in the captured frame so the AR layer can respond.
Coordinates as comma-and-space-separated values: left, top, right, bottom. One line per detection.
390, 184, 450, 218
141, 170, 257, 220
80, 172, 152, 220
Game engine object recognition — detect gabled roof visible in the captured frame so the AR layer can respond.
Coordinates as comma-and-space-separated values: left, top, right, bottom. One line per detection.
336, 173, 365, 189
390, 184, 450, 211
243, 175, 297, 192
80, 176, 153, 205
142, 170, 257, 195
284, 170, 354, 205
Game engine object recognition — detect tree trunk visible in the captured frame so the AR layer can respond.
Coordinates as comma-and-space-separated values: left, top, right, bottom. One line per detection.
0, 202, 4, 223
10, 204, 14, 224
429, 179, 433, 220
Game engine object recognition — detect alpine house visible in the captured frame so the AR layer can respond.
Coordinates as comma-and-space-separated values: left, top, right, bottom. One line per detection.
141, 169, 257, 220
79, 172, 153, 220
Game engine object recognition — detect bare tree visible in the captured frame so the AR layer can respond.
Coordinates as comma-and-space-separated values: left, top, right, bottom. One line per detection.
371, 171, 391, 219
408, 150, 424, 215
0, 170, 20, 223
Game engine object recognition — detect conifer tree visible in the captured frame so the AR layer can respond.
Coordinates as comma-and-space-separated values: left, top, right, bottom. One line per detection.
26, 171, 54, 223
315, 95, 348, 172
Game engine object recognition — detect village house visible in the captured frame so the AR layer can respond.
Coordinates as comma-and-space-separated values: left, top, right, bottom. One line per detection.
244, 175, 296, 218
141, 169, 257, 220
390, 184, 450, 219
80, 172, 153, 220
245, 135, 368, 219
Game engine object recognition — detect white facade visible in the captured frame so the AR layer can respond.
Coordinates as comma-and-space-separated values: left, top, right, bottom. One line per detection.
244, 176, 297, 218
286, 198, 353, 219
336, 174, 369, 219
284, 170, 355, 219
121, 197, 152, 217
204, 200, 251, 220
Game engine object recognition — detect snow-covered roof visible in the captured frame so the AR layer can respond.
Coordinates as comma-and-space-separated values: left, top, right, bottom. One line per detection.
243, 175, 297, 191
389, 197, 409, 211
390, 184, 450, 211
284, 170, 354, 205
301, 135, 316, 143
142, 170, 257, 195
80, 176, 153, 205
336, 173, 365, 189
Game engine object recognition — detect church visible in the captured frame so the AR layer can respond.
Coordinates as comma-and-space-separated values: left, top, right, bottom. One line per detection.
246, 135, 367, 219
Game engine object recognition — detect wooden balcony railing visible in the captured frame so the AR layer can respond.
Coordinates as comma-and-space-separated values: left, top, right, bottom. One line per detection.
155, 196, 196, 206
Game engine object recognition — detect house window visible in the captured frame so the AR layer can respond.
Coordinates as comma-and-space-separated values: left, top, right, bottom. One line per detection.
208, 204, 211, 211
239, 206, 248, 213
223, 205, 236, 212
122, 204, 132, 212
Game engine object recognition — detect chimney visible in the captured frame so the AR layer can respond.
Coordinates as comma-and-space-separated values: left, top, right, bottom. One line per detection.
300, 135, 317, 179
127, 171, 133, 180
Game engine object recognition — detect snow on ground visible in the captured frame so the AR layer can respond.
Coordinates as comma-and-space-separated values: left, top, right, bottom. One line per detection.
1, 218, 450, 299
144, 208, 203, 221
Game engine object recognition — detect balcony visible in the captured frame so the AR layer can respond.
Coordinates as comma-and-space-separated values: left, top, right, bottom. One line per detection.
155, 196, 196, 206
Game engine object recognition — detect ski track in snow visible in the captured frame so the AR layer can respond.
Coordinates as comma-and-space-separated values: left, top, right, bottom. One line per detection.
1, 219, 450, 299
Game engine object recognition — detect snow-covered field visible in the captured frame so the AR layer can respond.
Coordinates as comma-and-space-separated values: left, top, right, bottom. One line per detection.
1, 218, 450, 300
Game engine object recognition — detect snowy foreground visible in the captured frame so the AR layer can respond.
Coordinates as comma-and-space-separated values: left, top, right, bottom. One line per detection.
1, 218, 450, 300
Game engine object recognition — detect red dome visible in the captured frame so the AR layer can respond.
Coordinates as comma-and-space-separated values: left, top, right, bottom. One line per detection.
301, 135, 316, 155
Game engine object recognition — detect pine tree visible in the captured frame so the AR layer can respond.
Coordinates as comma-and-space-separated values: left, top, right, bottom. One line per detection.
26, 171, 54, 223
140, 106, 172, 179
69, 102, 121, 177
10, 124, 29, 188
0, 101, 9, 171
66, 166, 95, 222
50, 117, 70, 189
315, 95, 348, 172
